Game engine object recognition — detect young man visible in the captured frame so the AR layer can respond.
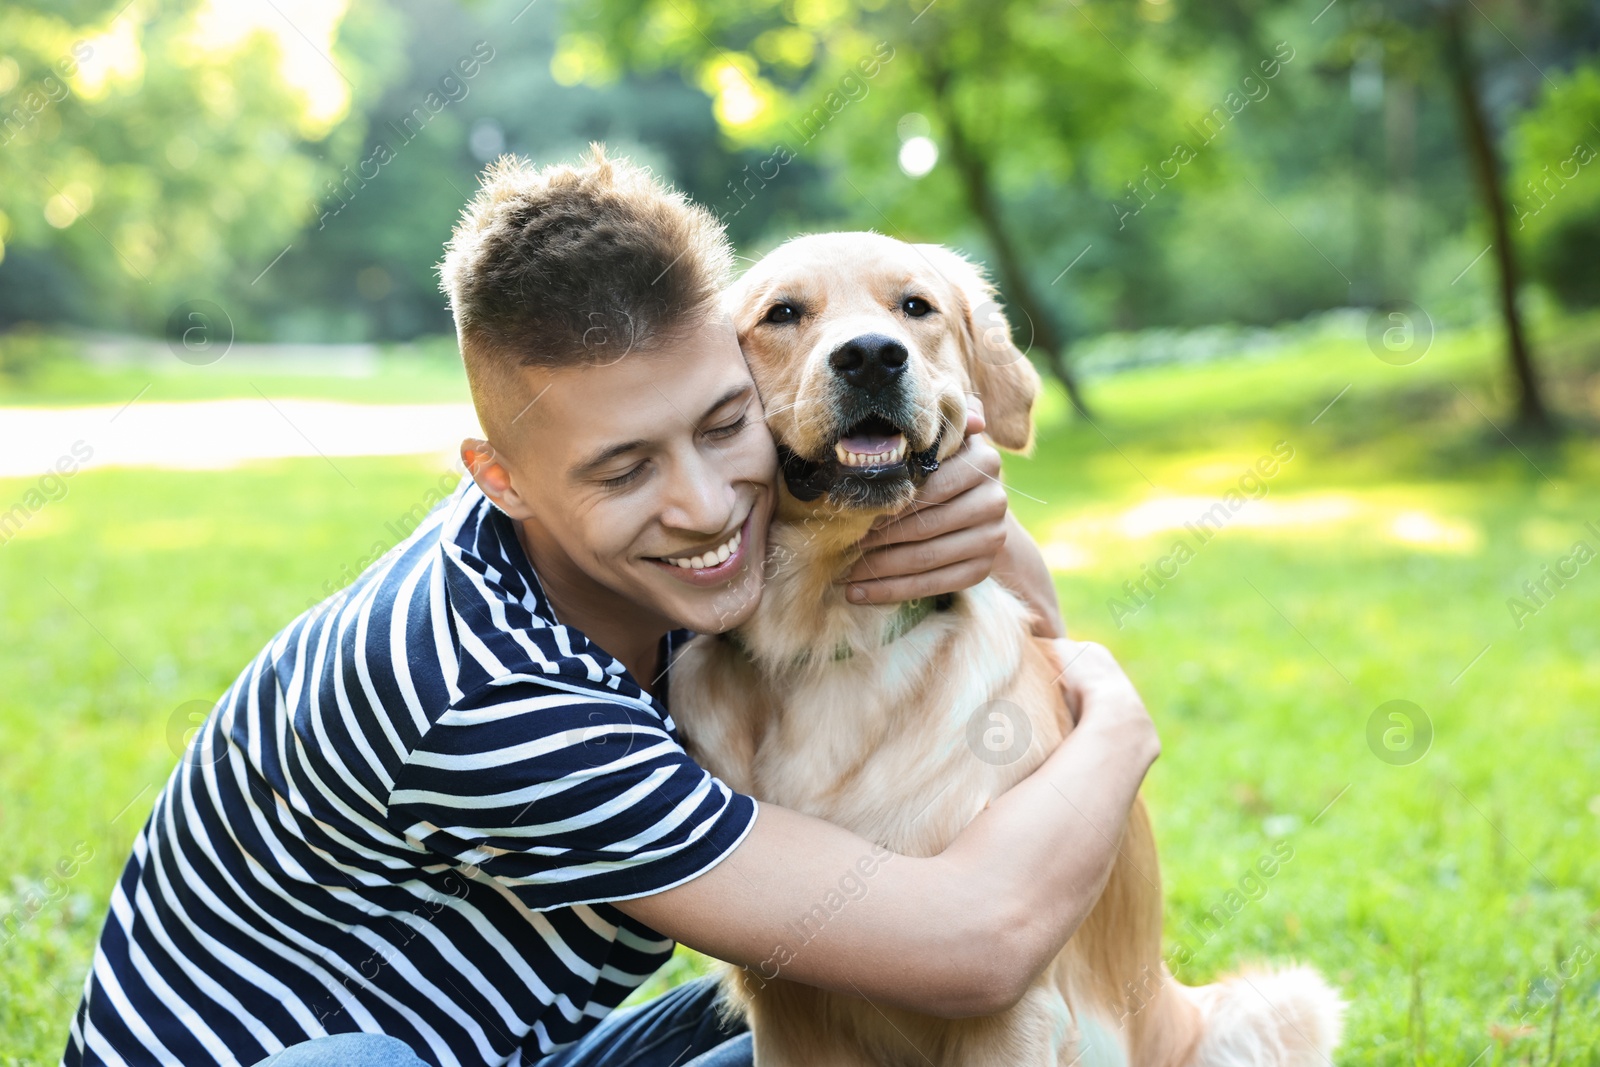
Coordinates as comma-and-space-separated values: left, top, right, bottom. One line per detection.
63, 150, 1159, 1067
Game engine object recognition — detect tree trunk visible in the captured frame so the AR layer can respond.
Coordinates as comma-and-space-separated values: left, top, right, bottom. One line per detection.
922, 63, 1092, 418
1440, 3, 1554, 434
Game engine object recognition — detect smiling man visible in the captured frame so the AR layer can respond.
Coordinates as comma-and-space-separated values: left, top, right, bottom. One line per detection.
63, 150, 1161, 1067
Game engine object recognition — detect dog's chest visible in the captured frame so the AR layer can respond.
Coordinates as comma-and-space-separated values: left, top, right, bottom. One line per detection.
747, 640, 1037, 858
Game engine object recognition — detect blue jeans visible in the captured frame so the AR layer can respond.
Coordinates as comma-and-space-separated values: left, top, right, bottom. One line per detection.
250, 977, 751, 1067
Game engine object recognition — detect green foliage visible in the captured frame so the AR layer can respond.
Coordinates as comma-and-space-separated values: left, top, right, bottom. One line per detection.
569, 0, 1539, 348
2, 0, 1599, 416
258, 0, 813, 342
0, 0, 405, 332
1512, 65, 1600, 310
572, 0, 1207, 340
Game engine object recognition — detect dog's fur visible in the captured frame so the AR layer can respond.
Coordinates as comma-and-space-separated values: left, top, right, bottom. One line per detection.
669, 232, 1344, 1066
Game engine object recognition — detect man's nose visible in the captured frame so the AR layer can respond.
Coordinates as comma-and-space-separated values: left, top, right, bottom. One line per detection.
829, 333, 907, 395
665, 460, 735, 533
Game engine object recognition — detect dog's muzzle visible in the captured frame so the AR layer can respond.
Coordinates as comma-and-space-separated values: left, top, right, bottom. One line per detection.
776, 429, 942, 503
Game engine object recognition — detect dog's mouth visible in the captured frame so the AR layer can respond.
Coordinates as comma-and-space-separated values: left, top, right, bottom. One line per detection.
835, 414, 908, 469
777, 413, 942, 504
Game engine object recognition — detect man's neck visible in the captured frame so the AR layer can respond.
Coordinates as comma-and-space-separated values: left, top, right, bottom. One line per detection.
511, 519, 668, 694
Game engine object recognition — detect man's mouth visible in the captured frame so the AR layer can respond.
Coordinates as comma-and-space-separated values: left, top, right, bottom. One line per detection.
658, 526, 742, 570
646, 509, 754, 586
779, 413, 942, 503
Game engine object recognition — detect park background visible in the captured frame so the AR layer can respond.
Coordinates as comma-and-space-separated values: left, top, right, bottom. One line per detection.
2, 0, 1599, 1061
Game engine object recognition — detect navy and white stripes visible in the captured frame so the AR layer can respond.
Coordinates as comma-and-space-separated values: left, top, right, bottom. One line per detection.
64, 477, 756, 1066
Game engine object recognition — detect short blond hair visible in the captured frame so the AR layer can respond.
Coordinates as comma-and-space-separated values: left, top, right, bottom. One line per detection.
439, 145, 732, 428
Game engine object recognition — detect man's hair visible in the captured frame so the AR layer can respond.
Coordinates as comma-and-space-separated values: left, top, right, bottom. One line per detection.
439, 145, 732, 426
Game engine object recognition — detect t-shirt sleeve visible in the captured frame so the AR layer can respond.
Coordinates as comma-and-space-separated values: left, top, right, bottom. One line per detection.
384, 678, 757, 911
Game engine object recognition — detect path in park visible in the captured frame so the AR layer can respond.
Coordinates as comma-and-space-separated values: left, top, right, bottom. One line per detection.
2, 394, 1470, 565
0, 398, 480, 478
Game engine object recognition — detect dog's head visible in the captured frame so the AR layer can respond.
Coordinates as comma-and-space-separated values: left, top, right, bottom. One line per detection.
729, 232, 1040, 514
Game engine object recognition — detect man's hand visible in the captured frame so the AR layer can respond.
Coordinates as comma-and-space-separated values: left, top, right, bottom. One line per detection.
843, 405, 1007, 604
1046, 640, 1160, 762
842, 402, 1068, 642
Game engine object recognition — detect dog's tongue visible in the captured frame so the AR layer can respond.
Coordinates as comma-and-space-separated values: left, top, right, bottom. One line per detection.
838, 432, 904, 454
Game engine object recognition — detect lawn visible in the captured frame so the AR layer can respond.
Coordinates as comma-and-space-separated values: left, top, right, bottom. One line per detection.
2, 317, 1598, 1064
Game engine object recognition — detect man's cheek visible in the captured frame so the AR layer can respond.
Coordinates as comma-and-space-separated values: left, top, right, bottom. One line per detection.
738, 428, 780, 489
586, 502, 654, 576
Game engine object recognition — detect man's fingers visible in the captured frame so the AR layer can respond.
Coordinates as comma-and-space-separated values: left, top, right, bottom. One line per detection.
859, 480, 1006, 551
865, 448, 1005, 541
845, 557, 993, 605
844, 398, 1009, 602
845, 524, 1003, 587
966, 395, 986, 433
879, 433, 1001, 518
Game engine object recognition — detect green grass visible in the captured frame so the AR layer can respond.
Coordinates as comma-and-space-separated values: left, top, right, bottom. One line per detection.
3, 319, 1599, 1064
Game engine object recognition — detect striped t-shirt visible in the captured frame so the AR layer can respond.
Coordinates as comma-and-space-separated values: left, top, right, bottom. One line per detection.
63, 476, 758, 1067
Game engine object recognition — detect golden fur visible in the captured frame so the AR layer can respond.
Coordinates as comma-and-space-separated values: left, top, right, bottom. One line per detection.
669, 232, 1343, 1066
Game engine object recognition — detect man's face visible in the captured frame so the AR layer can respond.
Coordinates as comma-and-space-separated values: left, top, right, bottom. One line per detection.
475, 314, 776, 637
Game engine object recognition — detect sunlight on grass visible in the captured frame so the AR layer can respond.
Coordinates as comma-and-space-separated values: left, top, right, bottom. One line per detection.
1040, 487, 1485, 574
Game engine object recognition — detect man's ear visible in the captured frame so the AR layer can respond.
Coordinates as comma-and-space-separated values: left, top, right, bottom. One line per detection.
461, 438, 535, 520
914, 244, 1040, 452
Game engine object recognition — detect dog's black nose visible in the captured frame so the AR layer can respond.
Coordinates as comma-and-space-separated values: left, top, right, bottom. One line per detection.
830, 334, 907, 394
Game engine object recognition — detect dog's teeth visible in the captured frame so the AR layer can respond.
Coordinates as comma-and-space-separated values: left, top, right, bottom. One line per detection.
716, 542, 731, 564
836, 438, 910, 468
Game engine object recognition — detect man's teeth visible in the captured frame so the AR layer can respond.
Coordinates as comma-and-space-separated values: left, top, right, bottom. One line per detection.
834, 439, 908, 468
663, 528, 741, 570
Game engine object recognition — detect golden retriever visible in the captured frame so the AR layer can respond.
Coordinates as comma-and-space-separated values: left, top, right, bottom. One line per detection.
669, 232, 1344, 1066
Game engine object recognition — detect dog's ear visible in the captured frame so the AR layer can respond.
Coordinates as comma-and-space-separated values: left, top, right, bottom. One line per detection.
914, 244, 1040, 452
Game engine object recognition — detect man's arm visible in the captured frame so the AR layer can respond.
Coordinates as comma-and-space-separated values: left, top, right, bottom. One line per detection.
614, 641, 1157, 1018
992, 513, 1067, 638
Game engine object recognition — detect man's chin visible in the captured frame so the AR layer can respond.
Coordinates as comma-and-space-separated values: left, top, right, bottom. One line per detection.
646, 571, 763, 636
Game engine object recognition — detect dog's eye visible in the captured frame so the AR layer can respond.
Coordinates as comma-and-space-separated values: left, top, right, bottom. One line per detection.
764, 303, 799, 325
901, 297, 934, 318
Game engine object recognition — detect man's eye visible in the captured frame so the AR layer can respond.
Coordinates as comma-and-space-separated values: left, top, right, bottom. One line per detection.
901, 296, 934, 318
764, 303, 799, 324
599, 464, 646, 489
707, 414, 748, 440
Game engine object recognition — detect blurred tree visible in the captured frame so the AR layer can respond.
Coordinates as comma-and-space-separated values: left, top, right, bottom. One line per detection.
568, 0, 1213, 416
1311, 0, 1600, 433
263, 0, 833, 342
7, 0, 1595, 373
1439, 0, 1549, 432
0, 0, 402, 335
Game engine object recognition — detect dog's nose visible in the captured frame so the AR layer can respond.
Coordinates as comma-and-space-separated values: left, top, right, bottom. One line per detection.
829, 334, 907, 394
